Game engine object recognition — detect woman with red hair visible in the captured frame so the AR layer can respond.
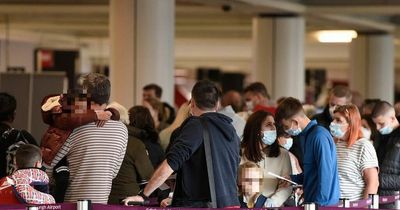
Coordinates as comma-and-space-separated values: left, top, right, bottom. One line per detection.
329, 104, 379, 201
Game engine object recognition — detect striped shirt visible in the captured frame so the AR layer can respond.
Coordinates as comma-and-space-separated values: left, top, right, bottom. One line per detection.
51, 121, 128, 204
336, 138, 378, 201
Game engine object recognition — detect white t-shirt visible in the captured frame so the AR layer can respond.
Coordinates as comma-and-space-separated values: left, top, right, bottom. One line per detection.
336, 138, 378, 201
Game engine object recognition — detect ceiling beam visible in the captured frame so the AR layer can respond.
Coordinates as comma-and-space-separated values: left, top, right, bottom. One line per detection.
307, 13, 396, 32
236, 0, 306, 14
308, 5, 400, 16
233, 0, 396, 32
0, 4, 108, 15
8, 22, 107, 31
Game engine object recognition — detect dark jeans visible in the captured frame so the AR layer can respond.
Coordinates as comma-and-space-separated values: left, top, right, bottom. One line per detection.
51, 157, 69, 203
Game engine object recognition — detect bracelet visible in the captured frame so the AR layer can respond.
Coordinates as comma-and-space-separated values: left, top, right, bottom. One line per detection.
138, 189, 150, 203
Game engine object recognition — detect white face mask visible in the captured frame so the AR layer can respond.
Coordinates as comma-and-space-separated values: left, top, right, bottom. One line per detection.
361, 127, 372, 139
262, 130, 277, 145
329, 122, 346, 139
379, 124, 393, 135
246, 101, 254, 112
285, 127, 302, 137
281, 137, 293, 150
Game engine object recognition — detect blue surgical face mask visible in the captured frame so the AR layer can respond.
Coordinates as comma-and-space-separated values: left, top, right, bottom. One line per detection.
361, 127, 372, 139
285, 123, 302, 136
281, 137, 293, 150
379, 125, 393, 135
329, 122, 346, 138
262, 130, 277, 145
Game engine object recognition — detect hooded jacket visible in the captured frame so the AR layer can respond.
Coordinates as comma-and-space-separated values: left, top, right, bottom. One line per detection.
127, 126, 164, 168
167, 112, 240, 208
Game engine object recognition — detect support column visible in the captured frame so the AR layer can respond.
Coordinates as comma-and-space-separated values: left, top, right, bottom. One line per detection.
350, 33, 394, 103
252, 15, 305, 101
110, 0, 175, 108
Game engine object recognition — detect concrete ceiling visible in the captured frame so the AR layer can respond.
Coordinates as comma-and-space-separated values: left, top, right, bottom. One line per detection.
0, 0, 397, 40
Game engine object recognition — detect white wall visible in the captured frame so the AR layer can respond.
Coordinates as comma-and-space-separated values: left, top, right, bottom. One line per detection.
0, 40, 35, 73
175, 38, 252, 73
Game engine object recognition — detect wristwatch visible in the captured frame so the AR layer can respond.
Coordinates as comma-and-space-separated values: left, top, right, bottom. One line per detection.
138, 189, 150, 204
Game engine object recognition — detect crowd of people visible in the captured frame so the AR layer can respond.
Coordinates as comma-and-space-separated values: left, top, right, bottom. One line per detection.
0, 73, 400, 209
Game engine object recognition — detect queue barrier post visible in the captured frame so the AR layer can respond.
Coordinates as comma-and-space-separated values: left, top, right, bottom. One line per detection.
304, 202, 318, 210
394, 191, 400, 210
340, 198, 350, 208
369, 194, 379, 209
77, 200, 91, 210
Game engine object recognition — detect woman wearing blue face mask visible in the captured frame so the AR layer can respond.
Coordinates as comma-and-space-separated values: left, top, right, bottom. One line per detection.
277, 133, 302, 176
241, 110, 292, 207
330, 104, 379, 201
277, 132, 303, 207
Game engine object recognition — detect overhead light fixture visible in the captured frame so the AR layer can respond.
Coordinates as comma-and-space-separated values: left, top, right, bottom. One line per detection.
316, 30, 358, 43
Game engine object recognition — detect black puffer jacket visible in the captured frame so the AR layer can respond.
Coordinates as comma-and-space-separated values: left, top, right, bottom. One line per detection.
377, 127, 400, 196
311, 106, 332, 130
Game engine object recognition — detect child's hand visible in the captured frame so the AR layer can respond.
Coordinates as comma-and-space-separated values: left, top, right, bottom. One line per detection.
51, 105, 62, 113
96, 120, 107, 127
95, 110, 112, 127
278, 175, 291, 188
96, 110, 112, 121
160, 197, 172, 208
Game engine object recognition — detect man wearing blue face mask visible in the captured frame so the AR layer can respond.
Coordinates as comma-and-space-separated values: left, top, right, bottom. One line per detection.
371, 101, 400, 209
275, 97, 340, 206
312, 86, 352, 130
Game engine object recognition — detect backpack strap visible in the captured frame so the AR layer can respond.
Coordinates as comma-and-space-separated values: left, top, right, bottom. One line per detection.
1, 129, 28, 144
254, 194, 268, 208
199, 117, 217, 208
1, 128, 15, 140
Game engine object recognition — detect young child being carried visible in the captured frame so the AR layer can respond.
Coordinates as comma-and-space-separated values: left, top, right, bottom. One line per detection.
40, 90, 119, 202
40, 89, 120, 166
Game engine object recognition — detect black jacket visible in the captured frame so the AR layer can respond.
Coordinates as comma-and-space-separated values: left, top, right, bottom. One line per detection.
376, 127, 400, 196
128, 126, 164, 168
0, 122, 37, 177
166, 112, 240, 208
312, 106, 332, 130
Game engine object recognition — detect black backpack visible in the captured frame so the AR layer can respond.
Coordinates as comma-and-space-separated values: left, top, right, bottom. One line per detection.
1, 128, 30, 175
